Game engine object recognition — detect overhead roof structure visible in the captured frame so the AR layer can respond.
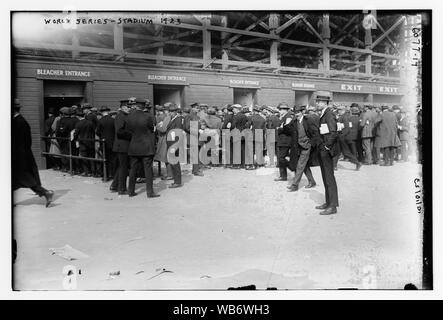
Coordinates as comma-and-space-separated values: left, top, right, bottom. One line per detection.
12, 11, 421, 83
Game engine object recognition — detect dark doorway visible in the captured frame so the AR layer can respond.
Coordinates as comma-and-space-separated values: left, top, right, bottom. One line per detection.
233, 88, 257, 109
153, 85, 184, 108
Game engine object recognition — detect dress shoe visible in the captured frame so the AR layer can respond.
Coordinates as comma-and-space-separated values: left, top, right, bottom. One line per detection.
109, 187, 118, 193
245, 166, 254, 170
44, 190, 54, 208
274, 177, 287, 182
379, 162, 389, 166
287, 185, 298, 192
320, 206, 337, 215
168, 183, 182, 188
315, 203, 329, 210
128, 192, 137, 197
193, 172, 204, 177
356, 162, 362, 171
147, 193, 160, 198
305, 182, 316, 189
118, 191, 128, 195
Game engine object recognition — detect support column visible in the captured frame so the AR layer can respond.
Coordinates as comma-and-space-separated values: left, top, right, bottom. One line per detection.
72, 30, 79, 59
269, 13, 280, 71
221, 15, 229, 70
114, 23, 124, 62
365, 12, 374, 75
154, 25, 163, 65
322, 14, 330, 73
202, 15, 212, 68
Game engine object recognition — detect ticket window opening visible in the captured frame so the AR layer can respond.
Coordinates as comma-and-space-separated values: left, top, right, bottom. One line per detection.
294, 91, 311, 107
43, 80, 86, 118
233, 88, 257, 109
153, 85, 184, 108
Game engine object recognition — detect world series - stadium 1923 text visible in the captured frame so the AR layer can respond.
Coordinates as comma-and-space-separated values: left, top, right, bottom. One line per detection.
172, 304, 270, 317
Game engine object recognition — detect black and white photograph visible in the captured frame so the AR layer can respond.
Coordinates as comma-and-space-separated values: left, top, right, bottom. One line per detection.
6, 4, 434, 296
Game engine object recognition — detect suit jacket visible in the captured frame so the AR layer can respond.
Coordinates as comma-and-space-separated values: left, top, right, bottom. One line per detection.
398, 115, 410, 141
266, 115, 280, 130
112, 111, 130, 153
97, 115, 115, 149
347, 114, 360, 141
44, 115, 55, 136
126, 109, 156, 156
85, 113, 99, 129
319, 107, 339, 157
360, 109, 377, 138
222, 113, 234, 130
74, 118, 96, 151
166, 114, 185, 149
376, 110, 402, 148
277, 112, 294, 147
12, 114, 41, 189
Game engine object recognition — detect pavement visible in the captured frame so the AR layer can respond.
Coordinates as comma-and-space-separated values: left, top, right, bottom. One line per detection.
12, 159, 423, 290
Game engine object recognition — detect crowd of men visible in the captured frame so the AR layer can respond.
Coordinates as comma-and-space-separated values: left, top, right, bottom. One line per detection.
42, 93, 419, 213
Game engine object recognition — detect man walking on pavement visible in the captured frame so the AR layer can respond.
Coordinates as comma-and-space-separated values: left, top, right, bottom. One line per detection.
166, 104, 185, 188
287, 105, 317, 192
12, 99, 54, 207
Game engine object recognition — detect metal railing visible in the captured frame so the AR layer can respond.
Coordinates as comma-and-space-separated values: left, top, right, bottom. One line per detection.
41, 136, 109, 182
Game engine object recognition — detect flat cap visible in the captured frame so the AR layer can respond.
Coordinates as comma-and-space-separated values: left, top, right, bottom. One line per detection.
100, 106, 111, 112
314, 91, 332, 101
293, 105, 307, 113
232, 104, 242, 110
277, 102, 290, 109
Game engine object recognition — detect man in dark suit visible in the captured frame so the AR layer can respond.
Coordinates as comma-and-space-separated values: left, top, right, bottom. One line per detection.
274, 102, 294, 181
336, 106, 362, 171
96, 106, 116, 178
110, 103, 131, 194
74, 108, 97, 177
166, 104, 185, 188
314, 92, 339, 215
12, 99, 54, 207
249, 105, 266, 169
287, 105, 317, 192
55, 107, 75, 172
126, 101, 159, 198
231, 104, 251, 169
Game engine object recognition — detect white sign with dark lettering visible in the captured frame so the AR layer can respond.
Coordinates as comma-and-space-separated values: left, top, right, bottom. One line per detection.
292, 82, 316, 90
378, 86, 399, 94
36, 69, 91, 78
340, 84, 363, 92
148, 74, 187, 82
229, 79, 260, 88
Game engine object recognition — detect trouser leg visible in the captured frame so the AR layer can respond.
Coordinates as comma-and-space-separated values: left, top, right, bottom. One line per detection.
319, 148, 339, 207
401, 141, 408, 161
171, 163, 182, 185
117, 152, 128, 192
292, 148, 310, 186
362, 138, 373, 163
304, 166, 316, 185
342, 139, 359, 164
277, 146, 290, 179
143, 156, 154, 195
31, 185, 48, 197
128, 156, 140, 194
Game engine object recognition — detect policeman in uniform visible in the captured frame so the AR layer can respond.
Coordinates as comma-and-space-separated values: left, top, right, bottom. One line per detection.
126, 100, 159, 198
314, 91, 339, 215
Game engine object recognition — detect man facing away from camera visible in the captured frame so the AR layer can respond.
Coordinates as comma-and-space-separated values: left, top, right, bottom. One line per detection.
126, 100, 160, 198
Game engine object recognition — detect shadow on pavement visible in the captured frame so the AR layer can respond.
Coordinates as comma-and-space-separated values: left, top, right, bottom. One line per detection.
14, 189, 71, 207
